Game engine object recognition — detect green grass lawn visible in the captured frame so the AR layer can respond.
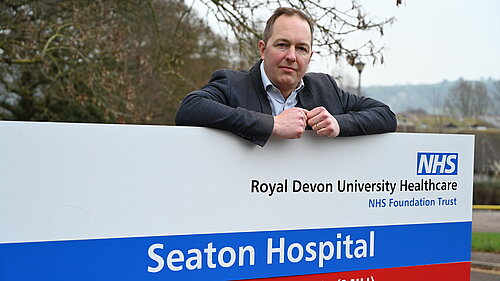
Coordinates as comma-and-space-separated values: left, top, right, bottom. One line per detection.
472, 232, 500, 253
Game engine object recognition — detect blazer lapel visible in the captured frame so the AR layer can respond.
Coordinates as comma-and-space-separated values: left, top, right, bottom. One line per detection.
249, 61, 272, 115
297, 87, 317, 111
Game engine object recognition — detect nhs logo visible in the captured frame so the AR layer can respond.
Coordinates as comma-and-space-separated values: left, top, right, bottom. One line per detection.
417, 152, 458, 175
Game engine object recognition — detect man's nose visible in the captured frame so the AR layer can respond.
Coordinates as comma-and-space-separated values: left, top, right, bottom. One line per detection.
285, 46, 296, 62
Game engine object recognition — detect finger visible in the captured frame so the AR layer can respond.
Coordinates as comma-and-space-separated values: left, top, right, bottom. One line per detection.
300, 118, 307, 129
307, 108, 329, 126
318, 120, 340, 137
286, 107, 307, 119
312, 121, 323, 131
306, 106, 326, 119
316, 126, 335, 137
297, 108, 309, 119
286, 108, 308, 128
308, 116, 323, 128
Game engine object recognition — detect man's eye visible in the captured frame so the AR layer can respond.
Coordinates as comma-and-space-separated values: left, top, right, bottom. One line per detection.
298, 47, 309, 53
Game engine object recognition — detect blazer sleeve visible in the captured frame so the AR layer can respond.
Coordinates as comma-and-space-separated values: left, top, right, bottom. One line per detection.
175, 69, 274, 146
324, 75, 397, 136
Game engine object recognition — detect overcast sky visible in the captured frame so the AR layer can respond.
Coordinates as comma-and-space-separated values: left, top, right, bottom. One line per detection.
309, 0, 500, 86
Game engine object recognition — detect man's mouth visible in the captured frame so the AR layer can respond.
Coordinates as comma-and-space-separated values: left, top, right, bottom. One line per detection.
279, 66, 296, 72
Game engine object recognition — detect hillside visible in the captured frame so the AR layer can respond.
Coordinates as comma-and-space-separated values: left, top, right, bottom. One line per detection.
363, 79, 499, 115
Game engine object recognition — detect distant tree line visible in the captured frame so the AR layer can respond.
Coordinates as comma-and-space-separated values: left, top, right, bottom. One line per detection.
445, 79, 500, 118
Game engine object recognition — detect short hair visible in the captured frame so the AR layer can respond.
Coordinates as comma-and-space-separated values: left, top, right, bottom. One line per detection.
262, 7, 314, 46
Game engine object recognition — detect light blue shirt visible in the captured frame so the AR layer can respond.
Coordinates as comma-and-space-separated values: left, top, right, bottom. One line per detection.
260, 61, 304, 116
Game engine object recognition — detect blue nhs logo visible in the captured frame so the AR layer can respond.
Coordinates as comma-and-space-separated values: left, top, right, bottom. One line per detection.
417, 152, 458, 175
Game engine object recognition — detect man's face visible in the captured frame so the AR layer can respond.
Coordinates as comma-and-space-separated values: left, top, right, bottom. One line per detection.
259, 15, 313, 97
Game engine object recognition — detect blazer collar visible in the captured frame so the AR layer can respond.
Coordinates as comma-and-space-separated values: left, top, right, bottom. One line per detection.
296, 84, 317, 110
249, 60, 272, 115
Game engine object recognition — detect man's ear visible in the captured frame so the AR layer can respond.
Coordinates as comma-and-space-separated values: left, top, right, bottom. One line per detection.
309, 51, 314, 63
258, 40, 266, 60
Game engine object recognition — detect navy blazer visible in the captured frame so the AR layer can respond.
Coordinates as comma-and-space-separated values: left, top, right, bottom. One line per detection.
176, 61, 397, 146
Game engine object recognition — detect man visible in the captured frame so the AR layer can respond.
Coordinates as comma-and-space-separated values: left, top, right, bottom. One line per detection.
176, 7, 396, 146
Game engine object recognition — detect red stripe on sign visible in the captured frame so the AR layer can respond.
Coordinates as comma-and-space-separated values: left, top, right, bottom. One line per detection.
239, 262, 470, 281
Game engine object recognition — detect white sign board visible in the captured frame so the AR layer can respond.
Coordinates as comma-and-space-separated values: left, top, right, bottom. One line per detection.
0, 121, 474, 280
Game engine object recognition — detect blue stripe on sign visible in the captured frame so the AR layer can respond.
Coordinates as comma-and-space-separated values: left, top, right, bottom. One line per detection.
0, 222, 471, 281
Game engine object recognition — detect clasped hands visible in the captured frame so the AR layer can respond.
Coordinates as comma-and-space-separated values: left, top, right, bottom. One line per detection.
272, 107, 340, 139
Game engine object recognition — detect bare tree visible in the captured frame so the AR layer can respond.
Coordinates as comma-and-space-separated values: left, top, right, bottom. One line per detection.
493, 80, 500, 114
445, 80, 491, 117
429, 86, 446, 132
471, 81, 490, 116
198, 0, 396, 66
0, 0, 231, 124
